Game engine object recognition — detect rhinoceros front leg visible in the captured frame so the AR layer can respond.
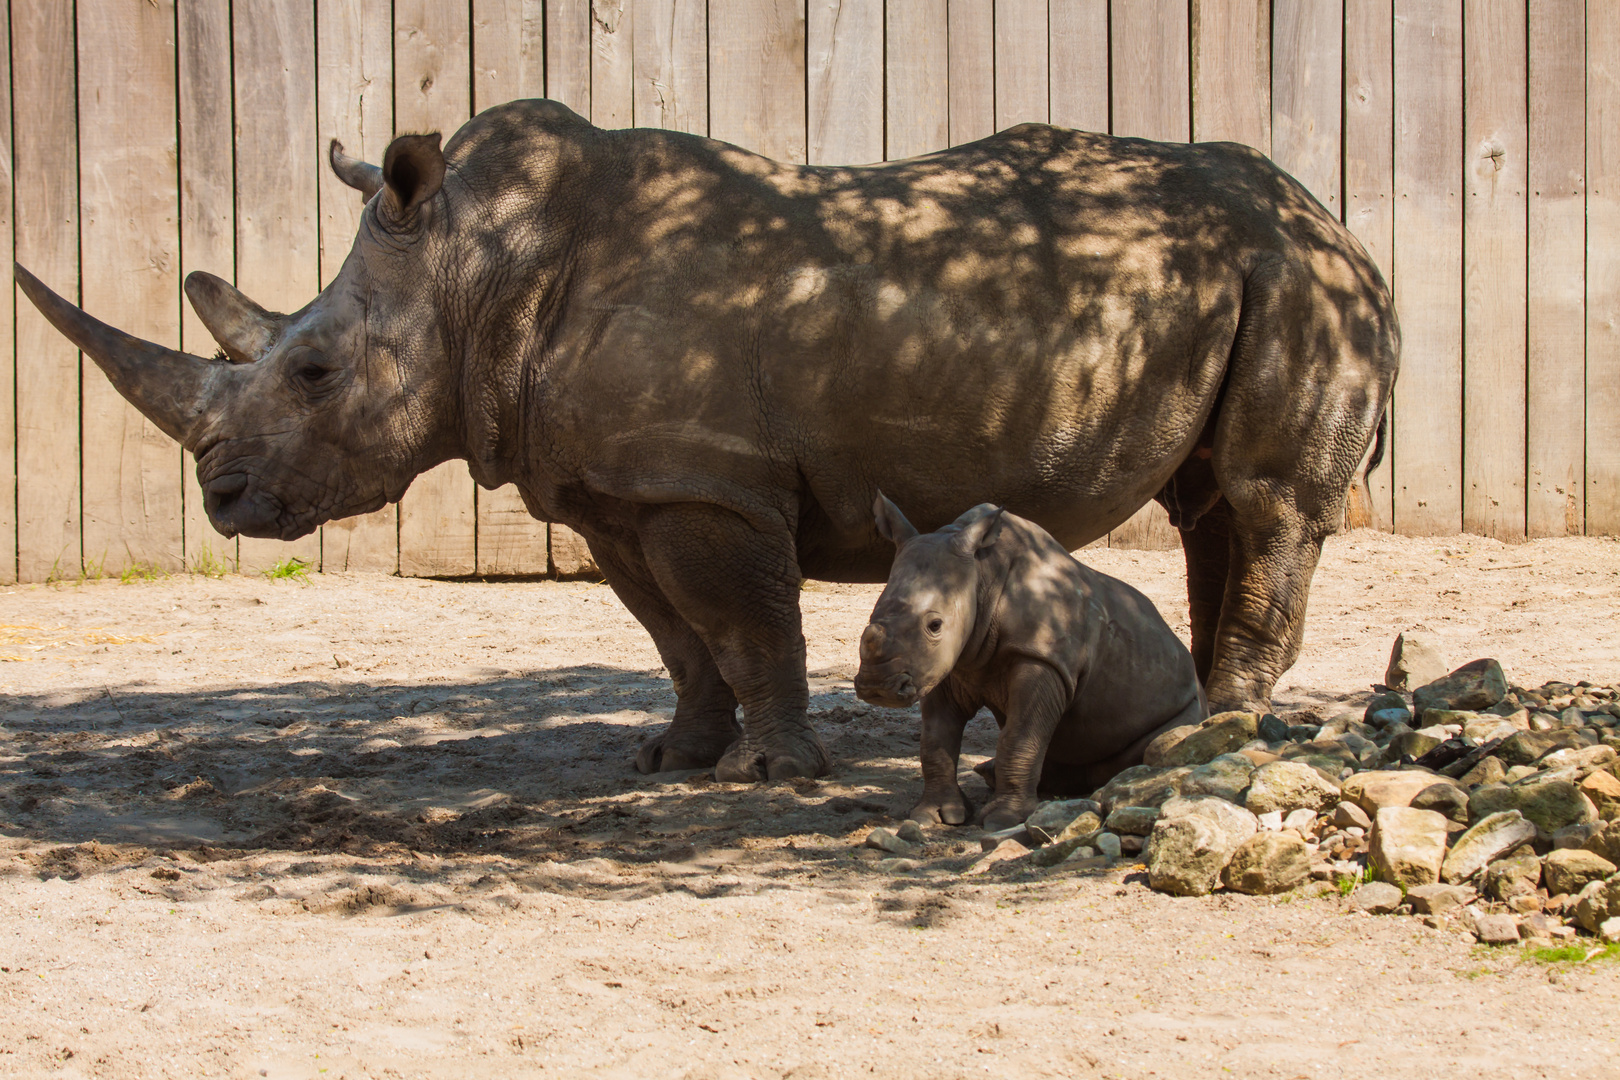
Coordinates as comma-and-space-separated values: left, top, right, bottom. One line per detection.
588, 533, 743, 772
909, 685, 975, 825
978, 659, 1067, 831
636, 502, 831, 782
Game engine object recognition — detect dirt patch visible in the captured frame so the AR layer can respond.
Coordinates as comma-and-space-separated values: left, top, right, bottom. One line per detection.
1, 530, 1619, 1077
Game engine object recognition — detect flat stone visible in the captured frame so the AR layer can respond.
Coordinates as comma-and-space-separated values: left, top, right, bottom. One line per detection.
1541, 744, 1618, 772
1583, 820, 1620, 864
874, 857, 922, 872
966, 838, 1030, 875
1348, 881, 1404, 914
1423, 708, 1483, 728
1157, 712, 1262, 768
1144, 798, 1259, 897
1442, 810, 1538, 884
1257, 810, 1283, 831
1244, 760, 1342, 816
1458, 756, 1507, 788
1030, 838, 1085, 867
1386, 633, 1449, 694
1519, 912, 1562, 940
1179, 753, 1256, 803
1222, 831, 1311, 895
1542, 848, 1618, 897
1103, 805, 1160, 837
1092, 765, 1191, 814
1330, 801, 1372, 830
1463, 719, 1518, 745
1054, 810, 1104, 845
1025, 799, 1102, 835
1473, 913, 1522, 945
1410, 782, 1471, 823
1406, 883, 1472, 915
895, 820, 926, 845
1369, 805, 1449, 887
1482, 853, 1543, 901
1342, 770, 1461, 816
1142, 724, 1202, 768
979, 826, 1030, 852
1283, 808, 1317, 834
864, 828, 917, 856
1412, 658, 1509, 714
1581, 770, 1620, 821
1469, 778, 1598, 833
1497, 729, 1587, 767
1553, 822, 1600, 849
1388, 730, 1443, 760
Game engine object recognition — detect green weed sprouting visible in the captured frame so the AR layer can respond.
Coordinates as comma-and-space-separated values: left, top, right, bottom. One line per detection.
262, 557, 311, 584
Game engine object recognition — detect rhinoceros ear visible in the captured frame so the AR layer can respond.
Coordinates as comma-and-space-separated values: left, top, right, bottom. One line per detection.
381, 133, 446, 222
873, 491, 919, 547
329, 139, 384, 201
949, 504, 1005, 557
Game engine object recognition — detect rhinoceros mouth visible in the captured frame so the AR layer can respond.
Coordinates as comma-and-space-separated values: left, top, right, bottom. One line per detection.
853, 666, 921, 709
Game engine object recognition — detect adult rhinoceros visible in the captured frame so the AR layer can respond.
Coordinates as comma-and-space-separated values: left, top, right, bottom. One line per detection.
17, 99, 1397, 783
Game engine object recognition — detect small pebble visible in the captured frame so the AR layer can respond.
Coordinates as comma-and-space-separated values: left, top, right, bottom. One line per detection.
895, 820, 925, 845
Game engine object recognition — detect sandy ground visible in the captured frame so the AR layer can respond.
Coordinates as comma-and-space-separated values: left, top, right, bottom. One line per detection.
3, 529, 1620, 1079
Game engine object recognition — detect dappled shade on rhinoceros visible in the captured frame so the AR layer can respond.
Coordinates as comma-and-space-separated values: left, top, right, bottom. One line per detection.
15, 98, 1397, 785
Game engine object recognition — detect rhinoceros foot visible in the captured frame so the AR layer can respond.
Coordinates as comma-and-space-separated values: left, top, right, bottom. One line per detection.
909, 789, 973, 826
634, 725, 739, 774
713, 732, 832, 783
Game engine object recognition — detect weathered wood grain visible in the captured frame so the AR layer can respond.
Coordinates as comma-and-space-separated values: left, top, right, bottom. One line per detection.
633, 0, 708, 133
1588, 2, 1620, 532
1049, 0, 1109, 133
995, 0, 1048, 129
1272, 0, 1343, 213
810, 0, 884, 164
591, 0, 635, 128
1527, 0, 1587, 536
0, 9, 15, 581
473, 0, 546, 111
709, 0, 807, 162
1192, 0, 1269, 150
1463, 0, 1527, 540
13, 0, 82, 581
547, 0, 592, 114
1111, 0, 1191, 142
948, 0, 995, 145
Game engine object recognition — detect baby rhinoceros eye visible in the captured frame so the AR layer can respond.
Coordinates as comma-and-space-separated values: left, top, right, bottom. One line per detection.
926, 617, 944, 635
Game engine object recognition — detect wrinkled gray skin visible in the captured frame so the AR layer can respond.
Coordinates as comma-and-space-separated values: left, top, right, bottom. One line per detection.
15, 100, 1397, 785
855, 496, 1205, 830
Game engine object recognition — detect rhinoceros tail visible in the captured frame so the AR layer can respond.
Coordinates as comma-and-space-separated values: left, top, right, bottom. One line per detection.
1364, 408, 1387, 482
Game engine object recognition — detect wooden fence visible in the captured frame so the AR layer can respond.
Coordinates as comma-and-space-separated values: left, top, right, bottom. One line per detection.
0, 0, 1613, 583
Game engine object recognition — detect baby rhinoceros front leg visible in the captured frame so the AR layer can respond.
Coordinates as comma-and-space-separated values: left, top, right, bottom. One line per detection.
908, 688, 975, 825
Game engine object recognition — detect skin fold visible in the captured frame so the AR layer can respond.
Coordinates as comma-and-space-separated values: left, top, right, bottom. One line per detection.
14, 100, 1398, 785
855, 496, 1206, 830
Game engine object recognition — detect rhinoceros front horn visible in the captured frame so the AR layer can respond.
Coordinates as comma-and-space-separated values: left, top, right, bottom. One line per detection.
15, 263, 219, 449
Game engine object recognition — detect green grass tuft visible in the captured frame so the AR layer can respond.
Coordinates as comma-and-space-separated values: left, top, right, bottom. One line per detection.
188, 544, 233, 578
118, 561, 169, 584
262, 556, 311, 583
1526, 941, 1620, 965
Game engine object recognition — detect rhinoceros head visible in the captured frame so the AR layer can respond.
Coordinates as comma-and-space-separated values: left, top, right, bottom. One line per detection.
15, 133, 458, 541
854, 494, 1005, 708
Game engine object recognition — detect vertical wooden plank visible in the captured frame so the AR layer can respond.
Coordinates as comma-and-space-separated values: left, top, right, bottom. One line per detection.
1111, 0, 1191, 142
232, 0, 322, 572
1272, 0, 1343, 213
12, 0, 80, 582
1392, 0, 1463, 536
474, 0, 547, 110
948, 0, 995, 145
1463, 0, 1527, 540
591, 0, 635, 128
994, 0, 1048, 130
547, 0, 591, 115
1345, 0, 1394, 530
395, 1, 478, 576
319, 0, 399, 573
1109, 0, 1188, 548
632, 0, 707, 133
1589, 3, 1620, 532
1527, 0, 1586, 536
473, 0, 550, 575
77, 0, 183, 577
809, 0, 883, 164
886, 0, 947, 158
1191, 0, 1270, 151
179, 0, 237, 574
0, 9, 14, 583
709, 0, 807, 163
1050, 0, 1110, 133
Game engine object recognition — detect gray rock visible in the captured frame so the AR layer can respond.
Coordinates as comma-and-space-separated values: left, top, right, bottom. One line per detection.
896, 820, 926, 845
1341, 770, 1461, 815
1348, 881, 1404, 914
1412, 658, 1508, 714
1179, 753, 1256, 803
1365, 689, 1413, 727
875, 857, 922, 872
1573, 874, 1620, 933
1222, 831, 1312, 895
1258, 713, 1291, 743
1458, 755, 1507, 788
1244, 760, 1342, 816
1552, 822, 1601, 849
1025, 798, 1102, 835
1144, 799, 1259, 897
1583, 819, 1620, 864
1330, 800, 1372, 830
1482, 852, 1543, 901
1054, 810, 1104, 844
1257, 810, 1283, 831
1142, 723, 1203, 768
1092, 764, 1191, 813
966, 838, 1031, 875
864, 828, 917, 856
1601, 916, 1620, 943
1542, 848, 1618, 897
1472, 913, 1521, 945
1157, 712, 1262, 768
1103, 805, 1160, 837
1410, 782, 1471, 823
1283, 808, 1318, 834
1468, 778, 1598, 833
1095, 832, 1123, 860
1495, 729, 1588, 767
1030, 837, 1086, 867
1406, 883, 1472, 915
979, 826, 1029, 851
1442, 810, 1538, 883
1368, 806, 1449, 887
1386, 633, 1449, 695
1388, 730, 1443, 760
1120, 833, 1144, 855
1541, 744, 1618, 772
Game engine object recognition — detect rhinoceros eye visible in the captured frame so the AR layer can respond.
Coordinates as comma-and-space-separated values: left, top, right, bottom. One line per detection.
287, 347, 339, 391
927, 617, 944, 635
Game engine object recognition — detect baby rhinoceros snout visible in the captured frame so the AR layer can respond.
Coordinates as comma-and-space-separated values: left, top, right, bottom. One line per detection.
854, 623, 919, 707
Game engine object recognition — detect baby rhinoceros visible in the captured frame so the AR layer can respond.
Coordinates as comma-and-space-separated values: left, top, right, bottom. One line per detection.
854, 495, 1206, 831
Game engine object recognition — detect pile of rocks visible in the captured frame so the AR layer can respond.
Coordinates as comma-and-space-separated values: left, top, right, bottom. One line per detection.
874, 632, 1620, 948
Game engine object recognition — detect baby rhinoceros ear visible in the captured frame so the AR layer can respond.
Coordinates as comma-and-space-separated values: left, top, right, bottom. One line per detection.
949, 504, 1006, 557
872, 490, 920, 546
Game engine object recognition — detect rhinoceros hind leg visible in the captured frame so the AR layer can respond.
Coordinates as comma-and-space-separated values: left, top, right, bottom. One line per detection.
1175, 496, 1232, 688
637, 502, 831, 783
